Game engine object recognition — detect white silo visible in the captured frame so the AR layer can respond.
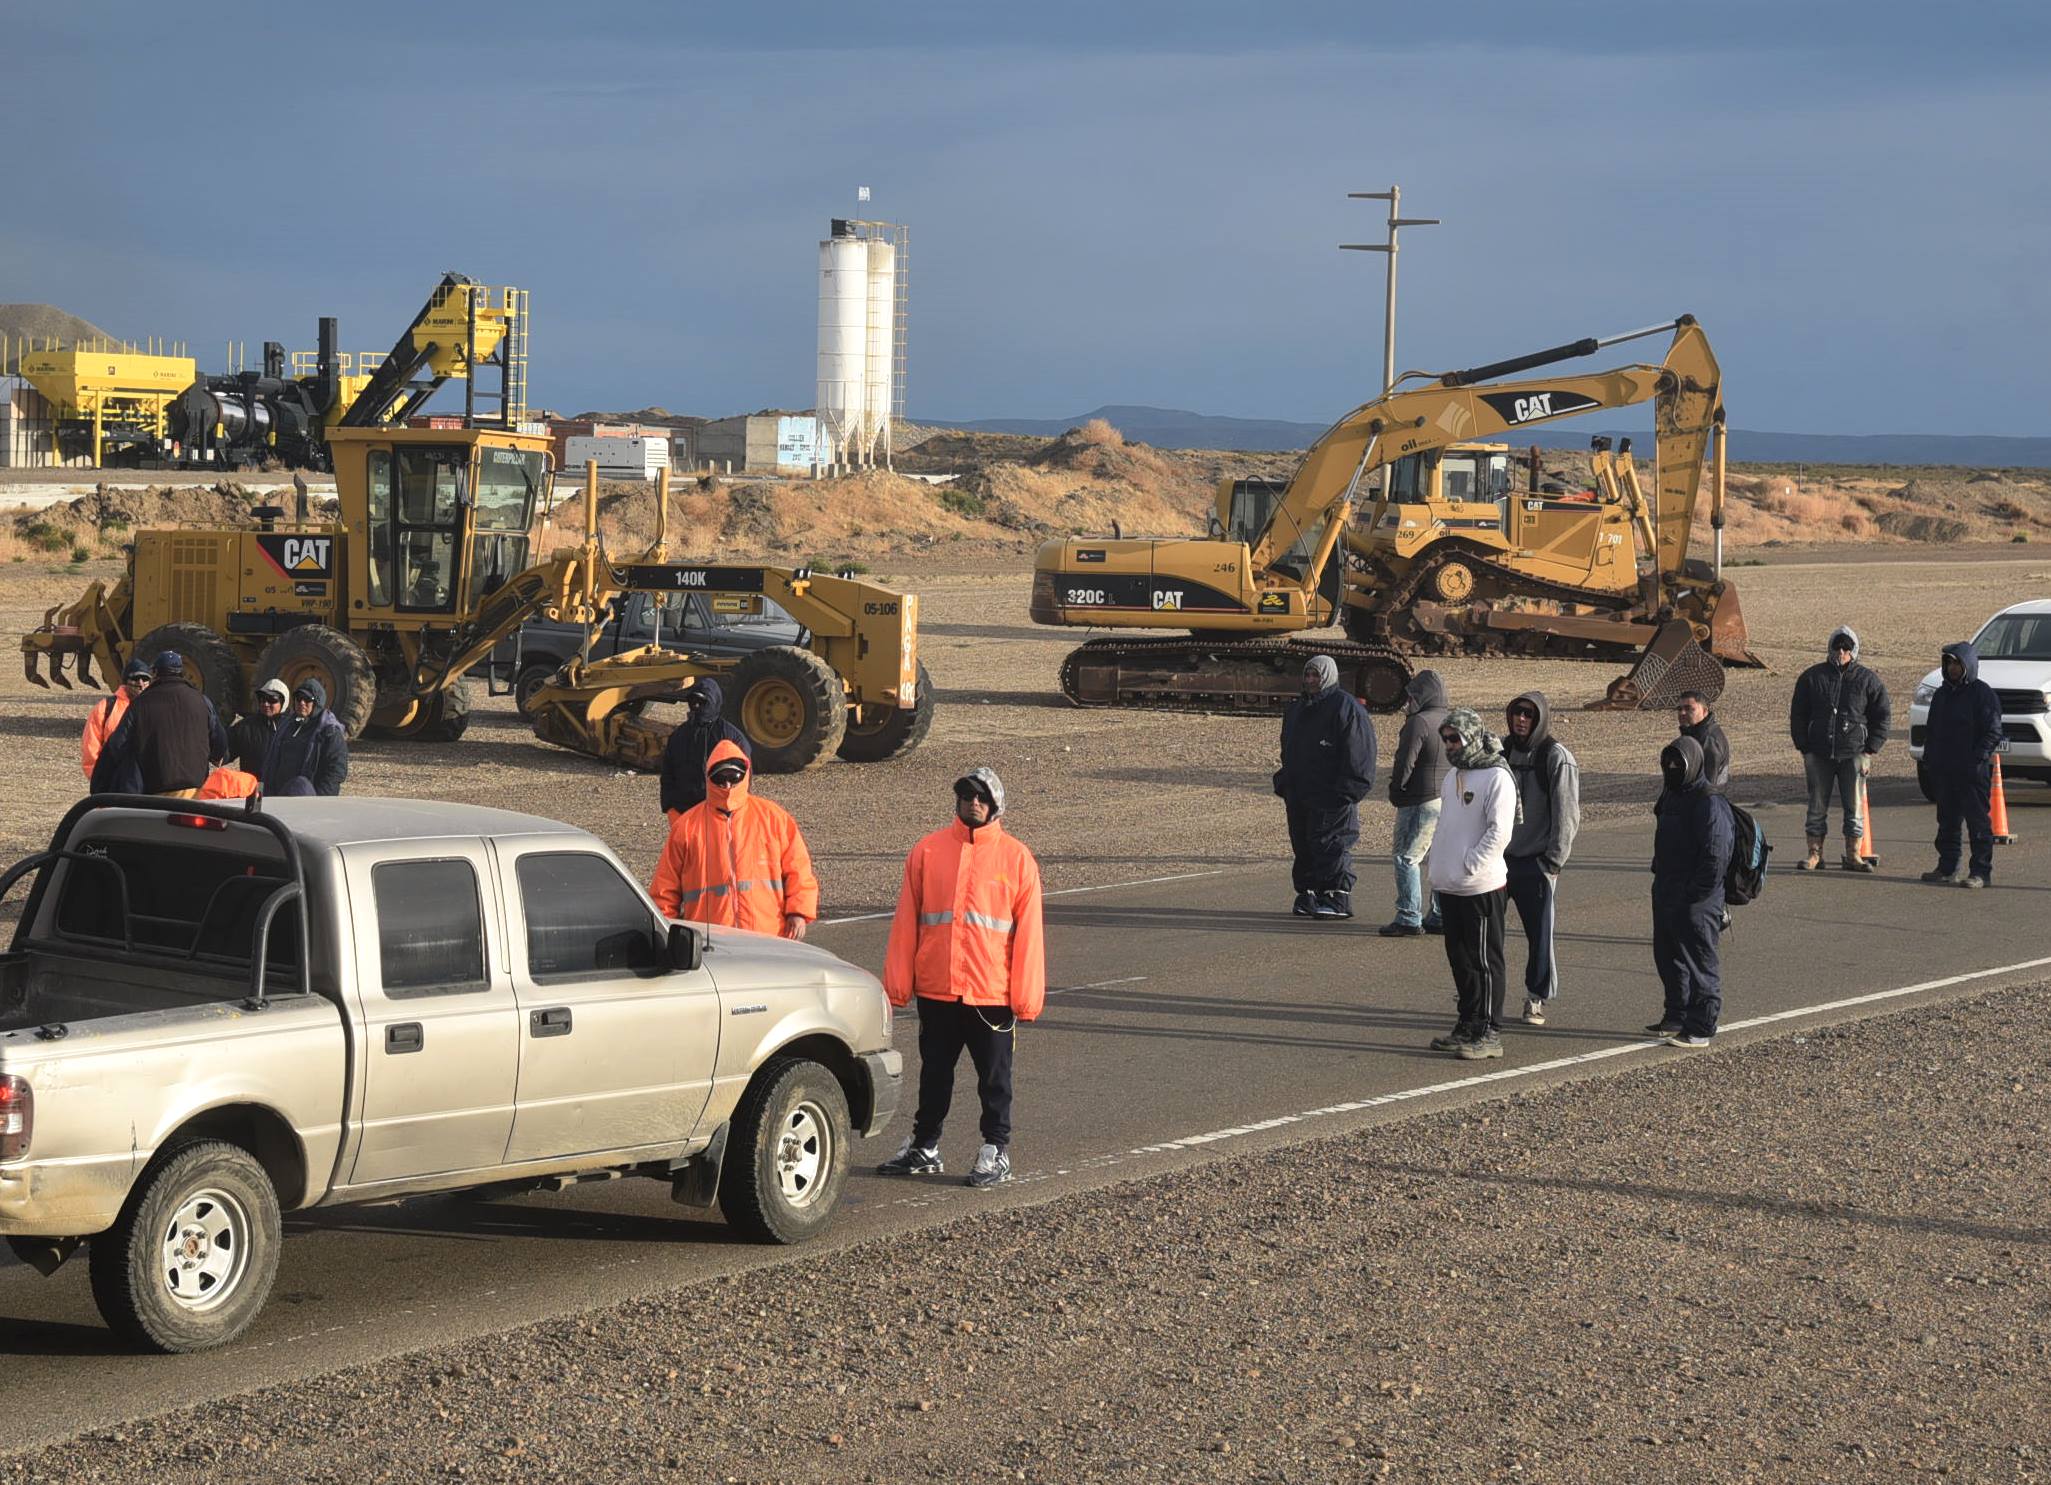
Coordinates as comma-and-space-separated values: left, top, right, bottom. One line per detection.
816, 235, 870, 471
862, 238, 897, 465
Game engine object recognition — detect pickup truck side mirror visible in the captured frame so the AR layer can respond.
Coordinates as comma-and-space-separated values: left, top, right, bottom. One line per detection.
667, 922, 704, 972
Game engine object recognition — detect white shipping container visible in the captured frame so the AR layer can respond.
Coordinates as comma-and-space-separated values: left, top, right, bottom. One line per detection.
563, 434, 671, 481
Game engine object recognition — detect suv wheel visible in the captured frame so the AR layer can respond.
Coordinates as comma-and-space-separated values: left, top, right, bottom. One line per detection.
719, 1058, 851, 1244
88, 1140, 282, 1352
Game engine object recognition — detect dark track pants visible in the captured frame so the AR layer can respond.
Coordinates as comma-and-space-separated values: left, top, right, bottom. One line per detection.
1505, 855, 1560, 1002
1653, 895, 1724, 1037
1285, 796, 1359, 894
1441, 887, 1508, 1036
911, 996, 1016, 1149
1933, 763, 1995, 882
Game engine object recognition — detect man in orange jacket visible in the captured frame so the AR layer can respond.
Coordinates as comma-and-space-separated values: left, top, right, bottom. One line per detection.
649, 740, 819, 939
80, 657, 152, 780
878, 767, 1045, 1190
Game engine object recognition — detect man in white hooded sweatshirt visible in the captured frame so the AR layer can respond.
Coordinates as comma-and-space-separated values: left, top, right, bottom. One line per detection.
1425, 707, 1520, 1060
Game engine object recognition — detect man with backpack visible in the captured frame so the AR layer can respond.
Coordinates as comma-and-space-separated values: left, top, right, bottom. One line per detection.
1648, 736, 1735, 1048
1502, 692, 1580, 1026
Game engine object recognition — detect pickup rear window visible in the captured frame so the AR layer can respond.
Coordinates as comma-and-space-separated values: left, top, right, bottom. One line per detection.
51, 837, 299, 972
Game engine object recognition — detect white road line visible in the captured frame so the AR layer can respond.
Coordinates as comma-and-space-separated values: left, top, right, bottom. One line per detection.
812, 869, 1227, 928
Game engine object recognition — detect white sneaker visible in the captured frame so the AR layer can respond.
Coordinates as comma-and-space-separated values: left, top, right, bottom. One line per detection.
965, 1142, 1012, 1189
1521, 997, 1547, 1026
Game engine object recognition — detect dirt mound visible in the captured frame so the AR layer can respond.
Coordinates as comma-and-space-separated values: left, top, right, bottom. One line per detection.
8, 483, 267, 550
1874, 510, 1972, 543
0, 304, 120, 370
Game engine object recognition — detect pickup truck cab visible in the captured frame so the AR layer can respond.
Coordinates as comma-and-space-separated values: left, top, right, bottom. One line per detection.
0, 794, 898, 1352
1908, 599, 2051, 797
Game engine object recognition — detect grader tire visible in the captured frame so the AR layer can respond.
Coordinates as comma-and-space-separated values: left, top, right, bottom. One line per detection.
133, 623, 247, 721
367, 681, 473, 743
731, 646, 846, 773
255, 625, 377, 739
837, 662, 934, 764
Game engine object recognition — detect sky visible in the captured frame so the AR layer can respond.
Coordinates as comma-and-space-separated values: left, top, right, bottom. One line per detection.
6, 2, 2048, 436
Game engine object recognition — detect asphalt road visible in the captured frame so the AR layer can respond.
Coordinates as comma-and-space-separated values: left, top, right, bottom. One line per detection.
2, 792, 2046, 1455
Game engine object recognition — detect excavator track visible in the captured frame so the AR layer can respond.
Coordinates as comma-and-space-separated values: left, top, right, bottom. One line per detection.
1058, 634, 1413, 715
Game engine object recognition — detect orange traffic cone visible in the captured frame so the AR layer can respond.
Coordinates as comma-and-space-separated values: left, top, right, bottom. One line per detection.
1991, 754, 2017, 845
1855, 774, 1881, 866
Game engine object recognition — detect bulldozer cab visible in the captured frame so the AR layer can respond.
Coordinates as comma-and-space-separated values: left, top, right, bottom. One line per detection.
328, 425, 551, 627
1379, 443, 1513, 513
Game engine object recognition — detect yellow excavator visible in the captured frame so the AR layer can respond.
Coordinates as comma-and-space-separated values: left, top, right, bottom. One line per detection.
1030, 315, 1759, 710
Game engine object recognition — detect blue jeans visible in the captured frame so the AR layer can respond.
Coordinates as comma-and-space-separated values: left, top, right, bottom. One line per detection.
1392, 800, 1441, 927
1802, 753, 1863, 842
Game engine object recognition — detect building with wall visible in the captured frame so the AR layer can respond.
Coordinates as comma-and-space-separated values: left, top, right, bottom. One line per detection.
683, 413, 820, 475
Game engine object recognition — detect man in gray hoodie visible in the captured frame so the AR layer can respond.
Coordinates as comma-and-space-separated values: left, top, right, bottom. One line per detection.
1503, 691, 1580, 1026
1380, 669, 1450, 937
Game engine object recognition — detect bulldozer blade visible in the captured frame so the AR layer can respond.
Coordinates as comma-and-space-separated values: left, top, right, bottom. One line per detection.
1589, 620, 1726, 712
1704, 578, 1764, 667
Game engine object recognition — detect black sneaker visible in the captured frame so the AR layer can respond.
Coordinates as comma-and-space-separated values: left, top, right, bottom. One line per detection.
877, 1140, 944, 1177
1292, 891, 1316, 918
1666, 1032, 1714, 1049
1644, 1020, 1683, 1036
965, 1143, 1012, 1189
1921, 868, 1961, 884
1429, 1028, 1470, 1052
1422, 918, 1445, 936
1456, 1032, 1504, 1060
1378, 920, 1424, 937
1313, 891, 1352, 919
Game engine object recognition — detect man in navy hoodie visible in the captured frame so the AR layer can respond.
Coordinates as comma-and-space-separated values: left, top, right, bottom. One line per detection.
1648, 736, 1734, 1048
1274, 655, 1377, 919
1919, 640, 2004, 889
262, 679, 350, 796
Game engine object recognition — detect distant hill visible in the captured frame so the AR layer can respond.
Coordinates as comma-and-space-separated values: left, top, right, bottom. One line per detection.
928, 403, 2051, 469
0, 303, 120, 371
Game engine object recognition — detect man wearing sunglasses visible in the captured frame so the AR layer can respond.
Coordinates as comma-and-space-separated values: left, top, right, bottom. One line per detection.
80, 656, 151, 781
228, 678, 291, 776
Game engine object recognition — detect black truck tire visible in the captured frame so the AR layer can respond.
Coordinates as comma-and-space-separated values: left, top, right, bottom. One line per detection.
730, 646, 847, 773
837, 661, 934, 763
255, 625, 377, 739
133, 622, 247, 721
88, 1139, 282, 1353
718, 1058, 851, 1245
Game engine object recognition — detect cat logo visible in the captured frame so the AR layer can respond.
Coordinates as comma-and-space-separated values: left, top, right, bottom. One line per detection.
1151, 590, 1184, 611
256, 534, 335, 580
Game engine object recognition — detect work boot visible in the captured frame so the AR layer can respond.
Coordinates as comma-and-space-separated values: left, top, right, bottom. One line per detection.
1798, 837, 1824, 871
1841, 844, 1874, 874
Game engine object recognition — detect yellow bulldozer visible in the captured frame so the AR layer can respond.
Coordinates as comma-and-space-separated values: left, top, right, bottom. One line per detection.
1031, 315, 1761, 711
22, 423, 932, 773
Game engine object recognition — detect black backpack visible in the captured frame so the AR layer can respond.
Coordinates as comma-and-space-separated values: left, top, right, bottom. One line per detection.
1725, 801, 1770, 906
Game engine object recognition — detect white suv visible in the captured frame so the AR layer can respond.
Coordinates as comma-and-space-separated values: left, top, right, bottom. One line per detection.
1908, 598, 2051, 798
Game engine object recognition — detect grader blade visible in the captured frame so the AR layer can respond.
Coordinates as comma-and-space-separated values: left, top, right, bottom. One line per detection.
1589, 620, 1726, 711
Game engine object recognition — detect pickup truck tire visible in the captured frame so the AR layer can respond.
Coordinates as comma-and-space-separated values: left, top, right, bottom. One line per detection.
719, 1058, 851, 1244
514, 662, 562, 718
88, 1140, 282, 1353
256, 625, 378, 739
133, 622, 247, 721
730, 647, 847, 773
837, 661, 934, 763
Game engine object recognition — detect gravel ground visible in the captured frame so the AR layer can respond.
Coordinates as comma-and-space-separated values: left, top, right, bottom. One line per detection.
8, 984, 2047, 1483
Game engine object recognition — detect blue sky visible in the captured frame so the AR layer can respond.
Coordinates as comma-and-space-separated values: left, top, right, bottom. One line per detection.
7, 2, 2047, 435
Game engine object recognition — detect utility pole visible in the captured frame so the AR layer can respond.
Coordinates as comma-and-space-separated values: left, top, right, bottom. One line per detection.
1340, 186, 1439, 395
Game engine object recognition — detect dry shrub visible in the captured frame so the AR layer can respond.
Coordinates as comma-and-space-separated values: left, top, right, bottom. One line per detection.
1838, 511, 1870, 538
1075, 418, 1125, 449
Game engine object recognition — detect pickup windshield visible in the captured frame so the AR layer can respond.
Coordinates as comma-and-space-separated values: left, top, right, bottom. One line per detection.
47, 835, 300, 974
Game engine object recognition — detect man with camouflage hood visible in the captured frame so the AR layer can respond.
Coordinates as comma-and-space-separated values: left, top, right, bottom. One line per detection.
1424, 708, 1519, 1059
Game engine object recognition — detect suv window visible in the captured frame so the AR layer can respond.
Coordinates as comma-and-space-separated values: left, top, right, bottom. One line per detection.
516, 852, 663, 980
372, 859, 487, 996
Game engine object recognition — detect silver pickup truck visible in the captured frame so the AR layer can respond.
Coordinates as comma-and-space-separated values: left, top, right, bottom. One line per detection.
0, 794, 899, 1352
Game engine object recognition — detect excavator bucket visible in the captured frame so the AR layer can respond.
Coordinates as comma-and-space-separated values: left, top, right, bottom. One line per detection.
1702, 579, 1764, 667
1589, 620, 1726, 712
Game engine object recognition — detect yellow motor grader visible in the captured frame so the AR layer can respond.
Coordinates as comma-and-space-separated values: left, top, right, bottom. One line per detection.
23, 425, 931, 772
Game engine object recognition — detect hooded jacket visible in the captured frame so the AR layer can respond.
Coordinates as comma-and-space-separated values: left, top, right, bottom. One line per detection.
649, 740, 818, 936
1388, 669, 1451, 807
1679, 710, 1732, 796
660, 678, 751, 817
261, 680, 349, 796
1426, 709, 1517, 896
1653, 737, 1734, 904
227, 703, 284, 776
1503, 691, 1581, 872
1276, 671, 1377, 806
884, 772, 1046, 1020
1790, 626, 1891, 760
1921, 641, 2004, 774
102, 679, 221, 794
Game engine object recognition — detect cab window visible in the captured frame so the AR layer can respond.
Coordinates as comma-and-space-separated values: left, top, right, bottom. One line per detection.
365, 450, 394, 607
395, 447, 466, 612
373, 859, 486, 997
1441, 455, 1479, 503
516, 852, 664, 980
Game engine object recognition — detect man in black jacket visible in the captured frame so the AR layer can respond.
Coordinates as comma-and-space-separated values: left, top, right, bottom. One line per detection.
1919, 640, 2004, 889
1648, 736, 1734, 1048
1789, 625, 1891, 872
261, 679, 350, 796
97, 650, 221, 797
1675, 692, 1730, 795
1274, 655, 1376, 919
229, 678, 290, 775
660, 679, 751, 821
1381, 669, 1449, 937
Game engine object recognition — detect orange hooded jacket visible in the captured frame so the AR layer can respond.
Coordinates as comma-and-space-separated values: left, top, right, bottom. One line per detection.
884, 815, 1046, 1020
199, 767, 259, 800
649, 740, 819, 937
80, 690, 133, 779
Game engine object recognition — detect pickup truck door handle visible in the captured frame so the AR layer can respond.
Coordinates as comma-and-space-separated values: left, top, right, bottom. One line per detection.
385, 1022, 424, 1054
530, 1006, 573, 1038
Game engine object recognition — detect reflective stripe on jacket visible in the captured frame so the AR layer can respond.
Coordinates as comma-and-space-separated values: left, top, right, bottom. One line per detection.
80, 691, 132, 780
884, 817, 1046, 1020
649, 739, 818, 936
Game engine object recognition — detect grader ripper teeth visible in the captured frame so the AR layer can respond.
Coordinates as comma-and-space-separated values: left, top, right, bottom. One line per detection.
1058, 635, 1413, 715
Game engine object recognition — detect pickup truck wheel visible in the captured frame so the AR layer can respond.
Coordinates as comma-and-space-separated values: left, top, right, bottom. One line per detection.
836, 661, 934, 763
88, 1140, 282, 1353
719, 1058, 851, 1244
730, 647, 847, 773
514, 662, 561, 718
